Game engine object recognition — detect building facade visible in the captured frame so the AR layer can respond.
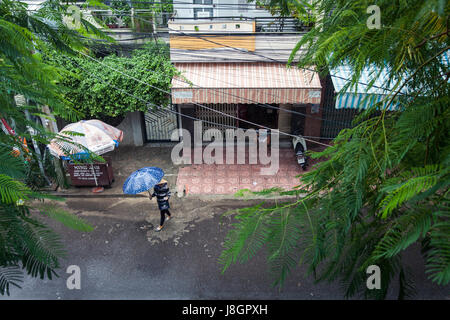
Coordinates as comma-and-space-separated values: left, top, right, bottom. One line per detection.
167, 0, 323, 147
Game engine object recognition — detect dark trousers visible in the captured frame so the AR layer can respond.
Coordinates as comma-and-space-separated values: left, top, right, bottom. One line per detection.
160, 209, 171, 226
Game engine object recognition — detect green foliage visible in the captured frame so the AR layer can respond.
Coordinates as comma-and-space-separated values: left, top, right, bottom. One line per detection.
110, 0, 132, 27
220, 0, 450, 299
43, 41, 176, 119
0, 0, 99, 295
37, 203, 94, 232
132, 0, 173, 13
253, 0, 314, 22
0, 145, 95, 296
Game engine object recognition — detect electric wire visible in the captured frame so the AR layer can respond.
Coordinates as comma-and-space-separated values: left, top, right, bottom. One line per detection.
75, 50, 332, 147
88, 44, 351, 127
68, 54, 331, 142
24, 6, 401, 96
83, 12, 407, 96
88, 38, 361, 129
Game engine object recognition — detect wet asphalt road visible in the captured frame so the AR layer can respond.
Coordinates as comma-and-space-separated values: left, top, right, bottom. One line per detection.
3, 196, 449, 300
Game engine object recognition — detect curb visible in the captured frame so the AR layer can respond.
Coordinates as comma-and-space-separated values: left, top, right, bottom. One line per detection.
48, 193, 149, 198
47, 192, 299, 200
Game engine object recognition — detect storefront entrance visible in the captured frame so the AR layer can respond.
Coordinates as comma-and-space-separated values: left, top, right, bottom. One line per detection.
237, 104, 278, 130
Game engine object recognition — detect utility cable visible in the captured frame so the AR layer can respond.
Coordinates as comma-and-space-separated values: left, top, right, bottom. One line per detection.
76, 50, 331, 147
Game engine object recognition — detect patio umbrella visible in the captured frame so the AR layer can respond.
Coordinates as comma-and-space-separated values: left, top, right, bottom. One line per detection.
47, 120, 123, 160
123, 167, 165, 195
47, 119, 123, 187
80, 119, 123, 144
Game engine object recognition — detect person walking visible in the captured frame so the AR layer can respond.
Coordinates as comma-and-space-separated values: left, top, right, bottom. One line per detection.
150, 179, 172, 232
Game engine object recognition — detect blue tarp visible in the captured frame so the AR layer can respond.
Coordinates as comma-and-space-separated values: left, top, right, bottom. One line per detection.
330, 51, 449, 110
330, 66, 402, 111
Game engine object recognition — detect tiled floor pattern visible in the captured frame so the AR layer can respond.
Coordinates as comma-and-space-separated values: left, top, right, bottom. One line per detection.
176, 148, 320, 195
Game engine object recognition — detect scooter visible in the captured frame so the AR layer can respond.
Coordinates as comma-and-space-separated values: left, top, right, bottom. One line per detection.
292, 134, 308, 170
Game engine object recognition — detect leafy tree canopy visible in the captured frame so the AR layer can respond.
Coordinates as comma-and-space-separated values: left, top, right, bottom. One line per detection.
221, 0, 449, 299
43, 41, 177, 121
0, 0, 107, 295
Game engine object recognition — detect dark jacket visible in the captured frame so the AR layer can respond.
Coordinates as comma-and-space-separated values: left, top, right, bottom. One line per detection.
152, 182, 171, 211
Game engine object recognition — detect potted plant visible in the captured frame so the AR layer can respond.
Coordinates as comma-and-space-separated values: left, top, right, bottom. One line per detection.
104, 16, 118, 28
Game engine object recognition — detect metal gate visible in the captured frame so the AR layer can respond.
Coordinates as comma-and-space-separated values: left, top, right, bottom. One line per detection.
195, 104, 238, 141
144, 106, 179, 141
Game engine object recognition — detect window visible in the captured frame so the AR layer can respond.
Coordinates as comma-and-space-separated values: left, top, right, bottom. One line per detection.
238, 0, 248, 13
194, 0, 212, 4
194, 8, 213, 19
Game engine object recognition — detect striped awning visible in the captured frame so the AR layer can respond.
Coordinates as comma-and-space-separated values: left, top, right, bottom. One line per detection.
171, 62, 322, 104
331, 52, 449, 110
331, 66, 402, 111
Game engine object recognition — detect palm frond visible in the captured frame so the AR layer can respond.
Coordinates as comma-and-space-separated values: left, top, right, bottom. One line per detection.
0, 266, 23, 296
37, 203, 94, 232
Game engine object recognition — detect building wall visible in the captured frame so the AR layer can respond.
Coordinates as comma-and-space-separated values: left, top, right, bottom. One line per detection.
169, 34, 256, 51
170, 1, 322, 144
172, 0, 273, 21
170, 33, 305, 62
116, 111, 145, 146
169, 20, 255, 32
303, 104, 323, 147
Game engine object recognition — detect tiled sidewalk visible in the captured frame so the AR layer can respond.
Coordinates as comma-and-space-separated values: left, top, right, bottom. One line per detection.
176, 148, 318, 195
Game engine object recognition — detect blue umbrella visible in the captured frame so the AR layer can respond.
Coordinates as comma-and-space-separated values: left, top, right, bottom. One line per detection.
123, 167, 165, 194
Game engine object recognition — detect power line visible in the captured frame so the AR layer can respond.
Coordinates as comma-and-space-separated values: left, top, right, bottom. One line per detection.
86, 36, 380, 130
83, 29, 379, 123
30, 5, 395, 127
66, 55, 241, 130
98, 0, 257, 5
71, 15, 396, 123
160, 21, 407, 96
88, 12, 297, 20
90, 1, 271, 7
86, 42, 352, 127
76, 50, 331, 147
67, 53, 332, 142
25, 1, 287, 11
92, 13, 404, 96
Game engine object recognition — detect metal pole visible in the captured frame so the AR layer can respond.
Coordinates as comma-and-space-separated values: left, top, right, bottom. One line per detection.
16, 95, 51, 186
40, 105, 68, 189
91, 163, 98, 186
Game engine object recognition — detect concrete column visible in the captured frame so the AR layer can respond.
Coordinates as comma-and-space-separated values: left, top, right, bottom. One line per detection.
130, 111, 144, 146
118, 111, 145, 146
277, 104, 292, 140
303, 103, 323, 147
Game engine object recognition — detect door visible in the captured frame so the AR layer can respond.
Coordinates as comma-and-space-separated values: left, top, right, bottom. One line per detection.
144, 106, 179, 141
195, 104, 238, 141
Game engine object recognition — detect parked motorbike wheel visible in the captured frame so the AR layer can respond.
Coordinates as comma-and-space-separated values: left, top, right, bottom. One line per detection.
292, 134, 308, 171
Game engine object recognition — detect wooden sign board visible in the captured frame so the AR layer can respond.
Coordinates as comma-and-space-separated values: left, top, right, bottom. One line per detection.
67, 156, 114, 187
